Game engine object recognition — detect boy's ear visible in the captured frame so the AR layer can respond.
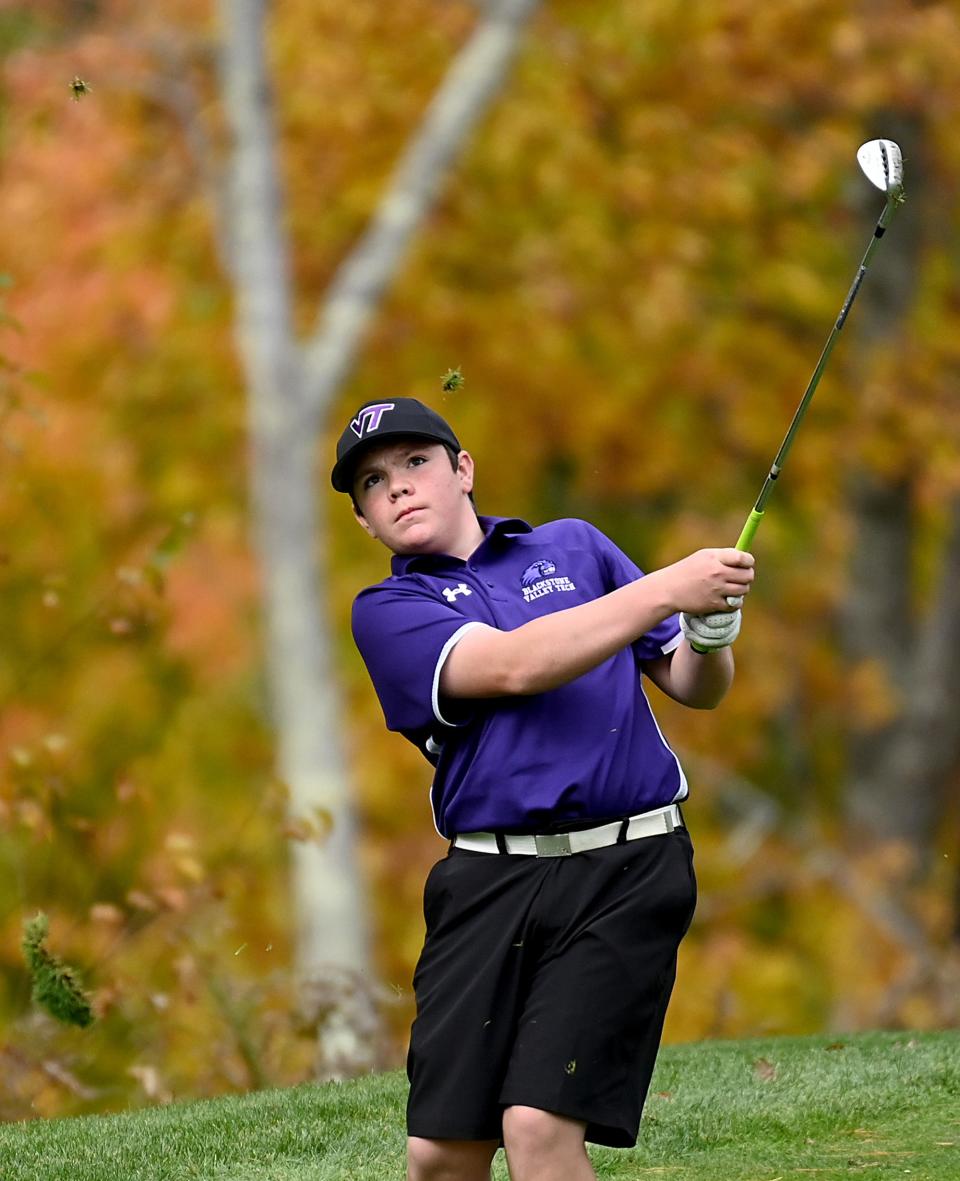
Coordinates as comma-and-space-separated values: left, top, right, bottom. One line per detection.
353, 505, 377, 540
457, 449, 475, 494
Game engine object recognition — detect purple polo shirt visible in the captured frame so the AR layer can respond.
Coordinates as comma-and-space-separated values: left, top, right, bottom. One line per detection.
351, 516, 686, 838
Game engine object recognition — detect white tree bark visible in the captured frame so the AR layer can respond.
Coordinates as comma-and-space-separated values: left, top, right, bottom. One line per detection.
216, 0, 540, 1068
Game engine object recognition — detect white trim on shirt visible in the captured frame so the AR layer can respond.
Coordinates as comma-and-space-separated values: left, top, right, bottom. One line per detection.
432, 621, 488, 727
638, 676, 690, 803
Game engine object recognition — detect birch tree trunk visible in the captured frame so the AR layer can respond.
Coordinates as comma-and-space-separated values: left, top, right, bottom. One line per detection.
216, 0, 540, 1073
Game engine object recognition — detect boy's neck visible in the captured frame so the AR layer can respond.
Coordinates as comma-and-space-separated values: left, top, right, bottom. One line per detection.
440, 513, 486, 562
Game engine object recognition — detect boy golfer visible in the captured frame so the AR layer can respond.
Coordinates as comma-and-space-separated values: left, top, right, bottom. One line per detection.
332, 398, 754, 1181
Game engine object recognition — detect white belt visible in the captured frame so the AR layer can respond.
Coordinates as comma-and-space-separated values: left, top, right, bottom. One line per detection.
452, 804, 683, 858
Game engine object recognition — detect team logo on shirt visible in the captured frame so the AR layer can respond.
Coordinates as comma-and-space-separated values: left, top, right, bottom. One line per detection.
521, 559, 556, 585
520, 558, 577, 603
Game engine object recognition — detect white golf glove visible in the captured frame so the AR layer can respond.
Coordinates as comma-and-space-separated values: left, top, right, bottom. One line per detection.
681, 603, 742, 652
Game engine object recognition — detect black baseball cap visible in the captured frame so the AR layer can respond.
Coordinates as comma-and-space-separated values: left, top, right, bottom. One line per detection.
330, 397, 461, 493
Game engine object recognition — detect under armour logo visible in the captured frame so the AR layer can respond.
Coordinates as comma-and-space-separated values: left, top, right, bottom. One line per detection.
350, 402, 395, 439
442, 583, 472, 603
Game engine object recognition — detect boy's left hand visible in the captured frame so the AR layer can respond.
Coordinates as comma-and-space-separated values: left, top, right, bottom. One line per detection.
681, 607, 741, 652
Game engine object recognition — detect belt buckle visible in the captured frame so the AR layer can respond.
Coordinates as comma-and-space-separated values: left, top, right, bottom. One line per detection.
534, 832, 572, 857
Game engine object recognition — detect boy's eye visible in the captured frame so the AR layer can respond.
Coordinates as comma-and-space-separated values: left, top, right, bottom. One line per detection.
359, 453, 427, 491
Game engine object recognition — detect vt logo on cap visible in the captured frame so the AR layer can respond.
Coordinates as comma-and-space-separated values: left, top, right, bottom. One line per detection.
331, 397, 462, 492
350, 402, 395, 439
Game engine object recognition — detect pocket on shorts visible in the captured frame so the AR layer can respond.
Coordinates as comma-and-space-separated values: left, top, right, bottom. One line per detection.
421, 856, 453, 933
676, 830, 698, 934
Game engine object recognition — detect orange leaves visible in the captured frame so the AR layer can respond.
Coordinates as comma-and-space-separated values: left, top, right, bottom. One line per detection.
163, 831, 205, 884
281, 807, 335, 847
846, 659, 902, 732
2, 0, 960, 1121
665, 817, 960, 1046
162, 530, 261, 684
89, 902, 124, 927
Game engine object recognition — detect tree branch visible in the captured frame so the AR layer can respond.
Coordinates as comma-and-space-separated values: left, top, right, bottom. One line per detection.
300, 0, 541, 422
216, 0, 298, 407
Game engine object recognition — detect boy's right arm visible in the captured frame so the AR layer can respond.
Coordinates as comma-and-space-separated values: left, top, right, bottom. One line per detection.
440, 547, 755, 698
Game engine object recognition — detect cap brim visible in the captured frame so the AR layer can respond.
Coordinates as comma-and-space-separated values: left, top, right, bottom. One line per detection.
331, 430, 458, 493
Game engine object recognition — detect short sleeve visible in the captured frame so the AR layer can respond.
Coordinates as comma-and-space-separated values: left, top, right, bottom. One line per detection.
351, 581, 486, 734
583, 522, 682, 660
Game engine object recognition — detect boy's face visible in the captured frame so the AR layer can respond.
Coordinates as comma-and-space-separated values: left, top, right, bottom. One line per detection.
351, 439, 480, 558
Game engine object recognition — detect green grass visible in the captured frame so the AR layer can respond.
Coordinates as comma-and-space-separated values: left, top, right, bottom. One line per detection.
0, 1031, 957, 1180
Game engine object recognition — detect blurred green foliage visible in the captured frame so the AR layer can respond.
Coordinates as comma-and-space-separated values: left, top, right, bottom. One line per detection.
22, 913, 93, 1028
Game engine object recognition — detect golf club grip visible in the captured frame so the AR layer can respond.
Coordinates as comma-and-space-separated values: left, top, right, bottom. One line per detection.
706, 509, 765, 614
735, 508, 764, 552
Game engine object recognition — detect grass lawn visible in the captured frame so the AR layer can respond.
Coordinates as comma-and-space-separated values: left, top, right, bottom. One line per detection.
0, 1031, 956, 1180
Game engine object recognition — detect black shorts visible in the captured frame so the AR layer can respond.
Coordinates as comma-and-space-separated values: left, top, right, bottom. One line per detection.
406, 826, 697, 1148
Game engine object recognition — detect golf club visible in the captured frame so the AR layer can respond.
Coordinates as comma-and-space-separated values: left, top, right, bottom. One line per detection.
732, 138, 905, 555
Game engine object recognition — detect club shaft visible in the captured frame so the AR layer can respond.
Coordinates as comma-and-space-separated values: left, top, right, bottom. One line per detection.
734, 201, 896, 553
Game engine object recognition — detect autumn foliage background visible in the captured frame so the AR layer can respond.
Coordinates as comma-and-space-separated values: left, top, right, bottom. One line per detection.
1, 0, 958, 1121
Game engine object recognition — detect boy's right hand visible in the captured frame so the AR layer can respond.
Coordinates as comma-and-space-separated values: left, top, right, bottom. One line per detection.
658, 548, 755, 616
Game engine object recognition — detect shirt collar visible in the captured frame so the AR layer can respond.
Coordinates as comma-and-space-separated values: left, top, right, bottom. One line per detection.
390, 515, 532, 575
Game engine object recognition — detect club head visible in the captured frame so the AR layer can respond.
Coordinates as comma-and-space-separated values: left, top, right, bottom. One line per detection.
857, 139, 904, 198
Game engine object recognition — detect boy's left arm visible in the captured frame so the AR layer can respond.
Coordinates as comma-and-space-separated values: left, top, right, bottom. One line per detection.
642, 636, 736, 709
